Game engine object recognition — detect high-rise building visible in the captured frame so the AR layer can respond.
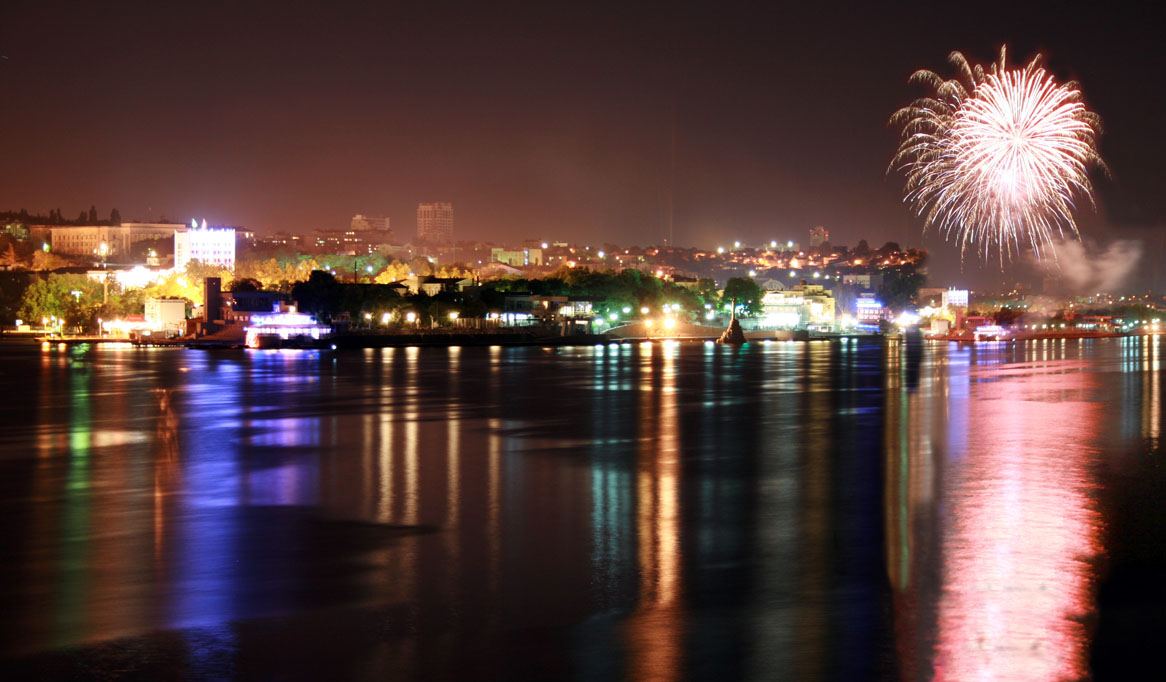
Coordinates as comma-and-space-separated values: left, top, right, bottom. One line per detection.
416, 202, 453, 245
809, 225, 829, 248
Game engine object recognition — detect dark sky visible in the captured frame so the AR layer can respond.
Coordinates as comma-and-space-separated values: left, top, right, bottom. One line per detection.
1, 1, 1162, 284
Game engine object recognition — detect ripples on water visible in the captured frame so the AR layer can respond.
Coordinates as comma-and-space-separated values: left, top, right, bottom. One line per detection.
0, 337, 1161, 680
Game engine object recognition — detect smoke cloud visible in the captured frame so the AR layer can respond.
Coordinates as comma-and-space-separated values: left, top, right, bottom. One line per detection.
1033, 238, 1143, 294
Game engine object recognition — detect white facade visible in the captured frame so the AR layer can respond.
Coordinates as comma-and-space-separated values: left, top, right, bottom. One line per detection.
942, 289, 969, 308
761, 284, 835, 329
145, 298, 187, 329
174, 223, 236, 270
40, 223, 182, 257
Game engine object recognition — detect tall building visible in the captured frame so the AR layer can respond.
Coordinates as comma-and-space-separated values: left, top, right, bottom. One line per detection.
809, 225, 829, 248
416, 202, 454, 245
174, 220, 236, 270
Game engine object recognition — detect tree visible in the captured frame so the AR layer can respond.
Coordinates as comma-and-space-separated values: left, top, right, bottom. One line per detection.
373, 260, 412, 284
31, 250, 70, 271
878, 272, 926, 311
88, 205, 98, 223
0, 244, 18, 269
291, 271, 343, 318
19, 274, 104, 330
721, 277, 765, 315
183, 260, 232, 285
993, 307, 1024, 327
110, 208, 121, 225
229, 277, 261, 292
695, 278, 719, 305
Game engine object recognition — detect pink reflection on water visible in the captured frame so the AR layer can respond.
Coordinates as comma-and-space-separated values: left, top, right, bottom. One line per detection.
933, 355, 1102, 681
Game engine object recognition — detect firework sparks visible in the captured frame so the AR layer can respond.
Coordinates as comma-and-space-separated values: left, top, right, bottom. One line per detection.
891, 48, 1105, 263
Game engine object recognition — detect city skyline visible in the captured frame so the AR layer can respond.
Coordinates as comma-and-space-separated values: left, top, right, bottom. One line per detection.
1, 3, 1161, 261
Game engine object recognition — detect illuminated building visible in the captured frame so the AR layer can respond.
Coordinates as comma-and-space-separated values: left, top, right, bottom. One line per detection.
174, 220, 236, 269
416, 202, 454, 245
855, 294, 884, 324
942, 288, 969, 309
809, 225, 829, 248
489, 247, 543, 266
32, 222, 184, 257
760, 283, 835, 329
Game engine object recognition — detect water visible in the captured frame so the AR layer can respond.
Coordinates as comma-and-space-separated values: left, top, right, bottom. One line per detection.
0, 338, 1162, 680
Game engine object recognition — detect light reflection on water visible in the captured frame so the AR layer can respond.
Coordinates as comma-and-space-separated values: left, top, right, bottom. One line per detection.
0, 338, 1160, 679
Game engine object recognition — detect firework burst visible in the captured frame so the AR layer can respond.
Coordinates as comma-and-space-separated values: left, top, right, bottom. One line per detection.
891, 47, 1105, 263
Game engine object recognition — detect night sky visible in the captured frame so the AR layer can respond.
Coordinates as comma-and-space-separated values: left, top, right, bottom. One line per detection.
1, 1, 1162, 284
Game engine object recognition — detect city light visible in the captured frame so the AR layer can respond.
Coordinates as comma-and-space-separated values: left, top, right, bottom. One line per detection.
406, 312, 417, 323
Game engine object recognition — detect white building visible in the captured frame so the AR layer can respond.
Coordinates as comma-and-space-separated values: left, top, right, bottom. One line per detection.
34, 222, 183, 258
942, 288, 969, 309
760, 283, 835, 329
145, 298, 187, 331
174, 220, 236, 270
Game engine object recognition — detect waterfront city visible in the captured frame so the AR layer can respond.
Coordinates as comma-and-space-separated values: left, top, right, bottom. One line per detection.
2, 2, 1164, 680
